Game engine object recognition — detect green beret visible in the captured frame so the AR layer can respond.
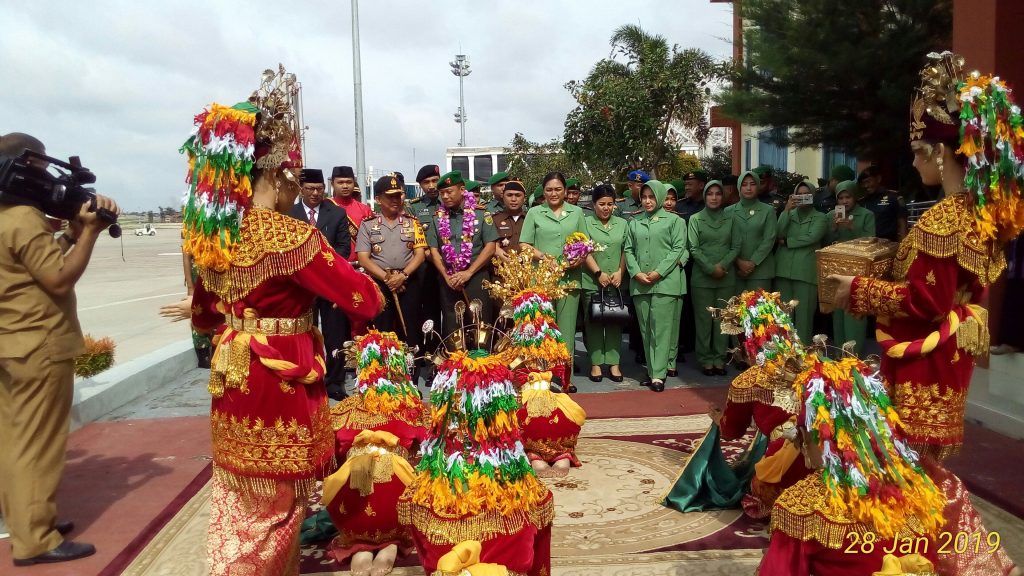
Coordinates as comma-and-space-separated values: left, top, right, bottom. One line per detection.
684, 170, 709, 182
487, 172, 509, 186
835, 180, 859, 197
437, 170, 464, 189
465, 179, 481, 192
566, 178, 580, 190
669, 179, 685, 191
830, 165, 856, 182
752, 165, 773, 177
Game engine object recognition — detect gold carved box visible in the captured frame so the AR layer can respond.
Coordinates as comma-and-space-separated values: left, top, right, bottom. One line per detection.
816, 237, 898, 313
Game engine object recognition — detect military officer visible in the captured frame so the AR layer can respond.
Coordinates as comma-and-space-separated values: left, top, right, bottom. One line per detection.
492, 180, 528, 261
858, 165, 908, 242
675, 170, 707, 221
409, 164, 443, 349
616, 170, 647, 218
814, 165, 855, 214
775, 180, 829, 340
566, 178, 583, 206
357, 174, 427, 353
427, 170, 498, 335
485, 171, 509, 213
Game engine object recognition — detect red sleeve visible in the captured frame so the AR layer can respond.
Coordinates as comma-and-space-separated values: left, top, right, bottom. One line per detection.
292, 235, 384, 327
849, 252, 959, 320
719, 400, 755, 440
190, 277, 224, 333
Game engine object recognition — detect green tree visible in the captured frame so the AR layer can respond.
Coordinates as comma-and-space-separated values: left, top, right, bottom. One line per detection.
719, 0, 951, 164
562, 25, 722, 179
504, 133, 601, 192
699, 145, 733, 180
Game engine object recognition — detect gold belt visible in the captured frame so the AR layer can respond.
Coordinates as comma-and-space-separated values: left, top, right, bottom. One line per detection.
225, 311, 314, 335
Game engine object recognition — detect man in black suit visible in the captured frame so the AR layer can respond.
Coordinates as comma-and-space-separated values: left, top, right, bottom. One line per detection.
290, 168, 351, 399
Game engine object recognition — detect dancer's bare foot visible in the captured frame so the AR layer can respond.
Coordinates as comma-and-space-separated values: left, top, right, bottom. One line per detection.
351, 550, 374, 576
551, 459, 571, 477
370, 544, 398, 576
531, 459, 550, 474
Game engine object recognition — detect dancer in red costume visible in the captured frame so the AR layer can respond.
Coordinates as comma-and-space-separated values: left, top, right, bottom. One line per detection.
831, 52, 1020, 575
181, 67, 383, 576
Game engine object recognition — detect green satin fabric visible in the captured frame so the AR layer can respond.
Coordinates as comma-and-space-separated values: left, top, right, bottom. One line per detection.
662, 423, 768, 513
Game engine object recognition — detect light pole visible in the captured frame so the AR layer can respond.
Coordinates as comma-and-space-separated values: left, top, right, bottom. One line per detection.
449, 53, 471, 147
351, 0, 367, 193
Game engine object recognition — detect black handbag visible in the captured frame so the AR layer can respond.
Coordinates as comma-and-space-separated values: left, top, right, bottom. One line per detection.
589, 287, 630, 325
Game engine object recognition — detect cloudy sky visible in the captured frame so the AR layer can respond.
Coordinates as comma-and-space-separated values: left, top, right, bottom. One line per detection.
2, 1, 733, 211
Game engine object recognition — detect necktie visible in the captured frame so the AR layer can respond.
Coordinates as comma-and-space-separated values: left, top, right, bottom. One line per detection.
308, 208, 316, 226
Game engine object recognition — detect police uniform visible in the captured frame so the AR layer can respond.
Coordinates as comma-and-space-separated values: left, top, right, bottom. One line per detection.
357, 175, 429, 348
861, 188, 908, 242
427, 170, 499, 335
409, 164, 443, 343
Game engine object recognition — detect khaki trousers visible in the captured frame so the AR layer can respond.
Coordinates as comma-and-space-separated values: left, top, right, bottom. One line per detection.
0, 345, 74, 559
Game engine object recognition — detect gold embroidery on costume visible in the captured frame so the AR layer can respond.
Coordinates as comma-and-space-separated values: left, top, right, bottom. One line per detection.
523, 436, 579, 463
321, 250, 336, 267
907, 195, 1006, 286
335, 527, 409, 549
894, 381, 966, 460
330, 395, 425, 434
364, 503, 377, 517
851, 277, 907, 318
197, 208, 319, 302
726, 366, 799, 415
352, 292, 364, 308
926, 270, 936, 285
397, 496, 554, 547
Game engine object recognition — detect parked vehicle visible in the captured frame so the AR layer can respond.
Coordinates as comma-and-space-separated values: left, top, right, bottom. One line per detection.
134, 224, 157, 236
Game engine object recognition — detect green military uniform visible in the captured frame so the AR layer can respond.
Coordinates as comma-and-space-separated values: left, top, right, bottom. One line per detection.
485, 172, 509, 214
427, 173, 499, 336
624, 181, 687, 385
662, 183, 690, 370
724, 170, 778, 295
520, 201, 586, 365
688, 181, 741, 370
775, 188, 829, 341
582, 213, 629, 368
827, 181, 876, 354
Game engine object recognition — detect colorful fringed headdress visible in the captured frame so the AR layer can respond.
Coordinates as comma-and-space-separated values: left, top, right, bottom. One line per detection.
716, 290, 804, 378
911, 51, 1024, 246
348, 330, 421, 415
796, 355, 945, 540
180, 64, 302, 271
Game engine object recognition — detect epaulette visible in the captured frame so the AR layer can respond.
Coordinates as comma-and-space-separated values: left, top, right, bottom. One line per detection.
407, 197, 423, 205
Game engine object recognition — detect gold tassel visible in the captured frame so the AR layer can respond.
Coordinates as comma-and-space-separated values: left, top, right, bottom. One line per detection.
956, 305, 989, 358
349, 454, 375, 497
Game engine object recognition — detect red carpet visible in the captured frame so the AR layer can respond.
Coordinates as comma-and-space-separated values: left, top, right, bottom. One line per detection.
574, 386, 727, 419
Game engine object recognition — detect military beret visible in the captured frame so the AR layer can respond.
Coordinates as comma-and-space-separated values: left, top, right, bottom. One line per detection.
858, 165, 881, 181
437, 170, 465, 189
416, 164, 441, 182
684, 170, 709, 182
331, 166, 355, 179
373, 173, 404, 196
300, 168, 324, 185
465, 179, 481, 192
752, 165, 773, 178
830, 165, 856, 182
627, 170, 650, 183
487, 171, 509, 186
503, 180, 526, 193
566, 178, 581, 190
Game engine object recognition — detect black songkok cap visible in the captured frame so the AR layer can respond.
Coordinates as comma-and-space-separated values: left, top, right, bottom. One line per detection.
331, 166, 355, 179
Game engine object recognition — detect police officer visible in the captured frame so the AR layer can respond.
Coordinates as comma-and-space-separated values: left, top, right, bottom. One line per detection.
357, 174, 428, 354
409, 164, 443, 351
858, 165, 908, 242
486, 171, 509, 213
616, 170, 647, 218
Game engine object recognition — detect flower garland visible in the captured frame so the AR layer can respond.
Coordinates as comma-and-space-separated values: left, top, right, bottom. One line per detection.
437, 191, 478, 274
957, 73, 1024, 245
354, 330, 420, 415
407, 351, 549, 517
797, 355, 945, 540
561, 231, 603, 262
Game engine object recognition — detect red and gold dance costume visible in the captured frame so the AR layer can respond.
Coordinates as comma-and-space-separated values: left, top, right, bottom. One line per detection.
398, 352, 554, 576
183, 67, 383, 576
329, 195, 373, 261
321, 430, 416, 563
330, 331, 428, 462
846, 54, 1019, 575
517, 371, 586, 472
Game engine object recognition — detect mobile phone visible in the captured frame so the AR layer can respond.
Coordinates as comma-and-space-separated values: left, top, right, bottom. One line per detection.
835, 205, 846, 220
793, 193, 813, 207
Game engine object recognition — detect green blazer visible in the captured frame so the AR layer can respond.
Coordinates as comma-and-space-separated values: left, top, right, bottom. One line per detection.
775, 207, 828, 283
581, 214, 628, 292
724, 198, 777, 280
688, 208, 741, 289
826, 205, 876, 244
624, 211, 687, 296
520, 202, 586, 287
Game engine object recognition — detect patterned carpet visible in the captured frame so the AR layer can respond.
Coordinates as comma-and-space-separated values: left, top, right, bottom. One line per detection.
118, 416, 1024, 576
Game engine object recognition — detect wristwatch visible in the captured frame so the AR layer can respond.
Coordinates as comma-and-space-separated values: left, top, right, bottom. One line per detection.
62, 234, 78, 246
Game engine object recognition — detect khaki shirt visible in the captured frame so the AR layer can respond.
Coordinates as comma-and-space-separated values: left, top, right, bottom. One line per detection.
355, 213, 427, 270
491, 211, 526, 252
0, 204, 84, 359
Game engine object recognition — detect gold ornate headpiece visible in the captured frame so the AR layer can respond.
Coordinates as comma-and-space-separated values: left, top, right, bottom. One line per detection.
909, 51, 966, 142
250, 64, 302, 169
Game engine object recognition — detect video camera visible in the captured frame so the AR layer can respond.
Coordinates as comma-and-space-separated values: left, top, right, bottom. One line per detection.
0, 150, 121, 238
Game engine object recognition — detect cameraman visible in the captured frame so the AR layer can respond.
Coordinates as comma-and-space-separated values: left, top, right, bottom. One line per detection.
0, 132, 119, 566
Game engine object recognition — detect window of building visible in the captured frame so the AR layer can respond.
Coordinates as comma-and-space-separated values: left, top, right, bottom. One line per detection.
821, 145, 858, 180
451, 156, 470, 176
744, 140, 752, 171
757, 128, 788, 172
473, 156, 493, 181
496, 154, 508, 173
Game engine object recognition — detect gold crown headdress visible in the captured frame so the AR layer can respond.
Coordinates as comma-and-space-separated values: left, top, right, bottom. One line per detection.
909, 51, 966, 142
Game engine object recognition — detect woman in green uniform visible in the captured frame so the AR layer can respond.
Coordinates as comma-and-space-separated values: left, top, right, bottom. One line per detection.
688, 180, 741, 376
826, 180, 876, 354
662, 183, 689, 378
520, 172, 587, 390
624, 180, 687, 392
582, 185, 629, 383
775, 180, 828, 341
725, 171, 776, 295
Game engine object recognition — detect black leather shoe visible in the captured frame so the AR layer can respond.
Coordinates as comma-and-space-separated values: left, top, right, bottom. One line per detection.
701, 367, 716, 377
650, 379, 665, 392
666, 368, 678, 377
565, 384, 578, 393
13, 540, 96, 566
608, 369, 624, 383
714, 366, 727, 376
588, 372, 603, 383
56, 521, 74, 536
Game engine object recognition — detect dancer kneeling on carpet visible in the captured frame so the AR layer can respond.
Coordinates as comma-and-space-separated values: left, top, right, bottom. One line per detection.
321, 430, 416, 576
518, 372, 586, 477
181, 66, 383, 576
663, 290, 808, 516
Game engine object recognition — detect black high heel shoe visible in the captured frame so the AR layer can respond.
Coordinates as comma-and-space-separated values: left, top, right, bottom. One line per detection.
608, 366, 624, 383
588, 368, 604, 383
650, 379, 665, 392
